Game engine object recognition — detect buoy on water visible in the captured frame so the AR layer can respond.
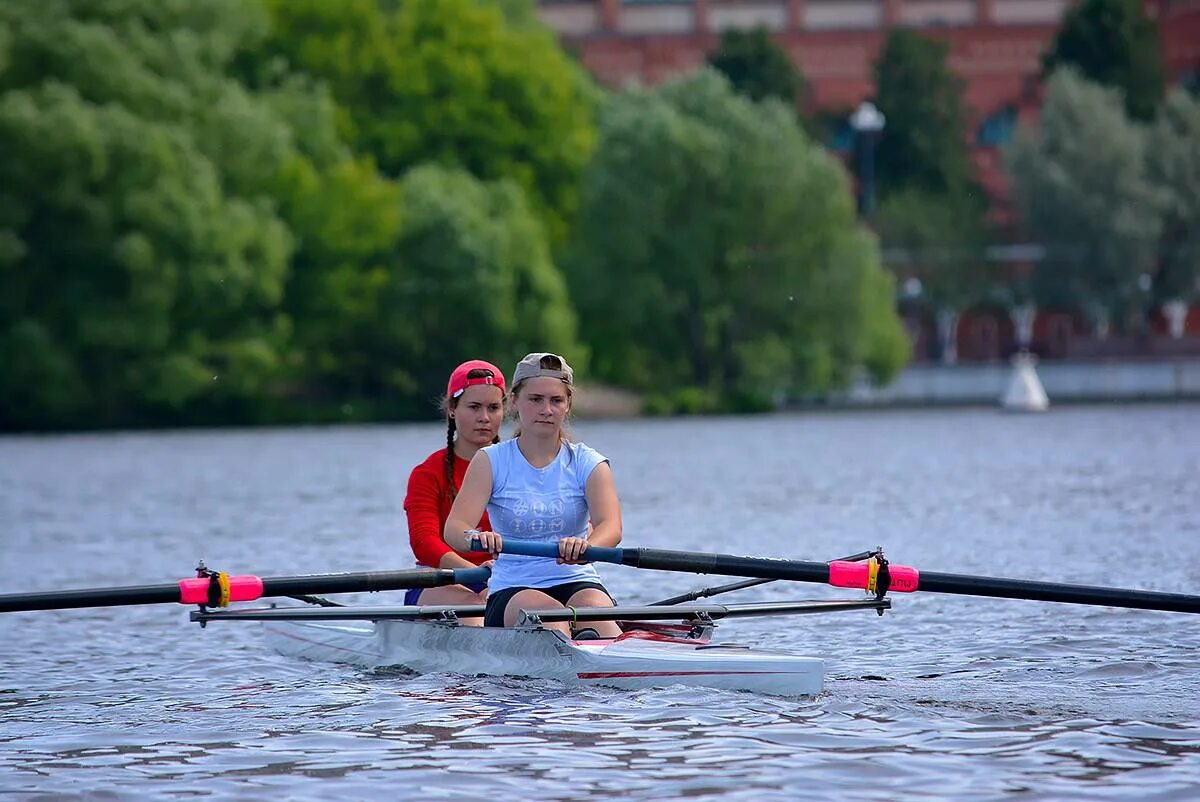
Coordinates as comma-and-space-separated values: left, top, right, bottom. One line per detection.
1001, 352, 1049, 412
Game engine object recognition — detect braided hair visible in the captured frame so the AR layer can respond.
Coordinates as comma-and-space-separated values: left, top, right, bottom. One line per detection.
443, 367, 503, 501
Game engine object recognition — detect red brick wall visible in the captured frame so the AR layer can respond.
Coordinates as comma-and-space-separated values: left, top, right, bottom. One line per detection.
1151, 0, 1200, 82
543, 1, 1199, 221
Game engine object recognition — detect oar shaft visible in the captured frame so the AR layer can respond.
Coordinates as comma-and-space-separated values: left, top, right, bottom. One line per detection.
630, 548, 1200, 612
486, 539, 832, 582
492, 539, 1200, 614
628, 548, 831, 583
916, 571, 1200, 614
0, 567, 491, 613
258, 568, 489, 598
0, 583, 184, 613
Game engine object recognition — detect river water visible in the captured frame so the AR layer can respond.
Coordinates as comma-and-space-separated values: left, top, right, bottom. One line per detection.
2, 406, 1198, 800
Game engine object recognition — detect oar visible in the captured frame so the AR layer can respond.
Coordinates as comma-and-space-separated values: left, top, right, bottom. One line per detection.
649, 549, 877, 606
0, 566, 491, 613
485, 538, 1200, 614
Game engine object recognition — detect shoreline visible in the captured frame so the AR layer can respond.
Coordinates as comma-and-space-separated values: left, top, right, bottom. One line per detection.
5, 360, 1200, 435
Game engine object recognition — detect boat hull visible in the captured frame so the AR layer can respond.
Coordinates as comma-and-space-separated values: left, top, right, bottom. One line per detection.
263, 618, 823, 696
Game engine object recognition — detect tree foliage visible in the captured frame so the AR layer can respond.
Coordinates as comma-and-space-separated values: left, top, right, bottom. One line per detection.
1146, 88, 1200, 302
255, 0, 597, 244
707, 26, 804, 106
386, 165, 582, 409
1043, 0, 1165, 121
0, 1, 926, 430
564, 70, 908, 410
1007, 68, 1164, 327
873, 29, 979, 201
0, 0, 296, 428
874, 189, 995, 312
274, 145, 404, 406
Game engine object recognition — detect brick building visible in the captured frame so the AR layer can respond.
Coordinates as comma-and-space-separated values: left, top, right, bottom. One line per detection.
535, 0, 1200, 361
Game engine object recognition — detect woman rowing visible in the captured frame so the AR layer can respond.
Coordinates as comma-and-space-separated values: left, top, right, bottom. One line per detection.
444, 352, 623, 637
403, 359, 507, 620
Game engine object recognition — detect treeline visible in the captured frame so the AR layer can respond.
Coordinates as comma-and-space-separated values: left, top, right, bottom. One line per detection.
0, 0, 908, 431
1007, 70, 1200, 333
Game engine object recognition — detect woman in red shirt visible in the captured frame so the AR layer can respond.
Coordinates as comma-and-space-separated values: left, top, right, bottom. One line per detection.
403, 360, 505, 616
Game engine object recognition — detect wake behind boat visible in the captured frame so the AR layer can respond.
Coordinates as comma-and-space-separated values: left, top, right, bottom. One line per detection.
196, 599, 888, 696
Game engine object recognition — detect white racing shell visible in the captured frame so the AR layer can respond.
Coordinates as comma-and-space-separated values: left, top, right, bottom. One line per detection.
263, 617, 824, 696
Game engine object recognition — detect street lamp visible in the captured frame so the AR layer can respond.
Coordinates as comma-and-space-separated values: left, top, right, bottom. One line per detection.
849, 100, 885, 217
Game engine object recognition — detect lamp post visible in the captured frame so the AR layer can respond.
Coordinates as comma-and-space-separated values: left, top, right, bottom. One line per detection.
849, 100, 885, 217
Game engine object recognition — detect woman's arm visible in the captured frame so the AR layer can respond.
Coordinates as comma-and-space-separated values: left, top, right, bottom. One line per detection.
559, 462, 622, 563
436, 551, 480, 569
444, 451, 497, 552
405, 464, 463, 568
583, 462, 622, 547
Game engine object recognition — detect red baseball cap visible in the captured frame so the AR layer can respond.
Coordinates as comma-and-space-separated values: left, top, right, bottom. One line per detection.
447, 359, 505, 399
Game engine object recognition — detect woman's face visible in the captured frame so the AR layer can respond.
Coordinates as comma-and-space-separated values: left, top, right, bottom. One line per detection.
514, 377, 571, 435
453, 384, 505, 449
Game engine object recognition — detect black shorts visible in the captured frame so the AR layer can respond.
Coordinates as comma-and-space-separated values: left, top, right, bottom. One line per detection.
483, 581, 614, 628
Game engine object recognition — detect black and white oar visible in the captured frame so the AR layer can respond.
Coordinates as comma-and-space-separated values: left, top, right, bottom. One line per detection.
487, 539, 1200, 615
0, 565, 491, 614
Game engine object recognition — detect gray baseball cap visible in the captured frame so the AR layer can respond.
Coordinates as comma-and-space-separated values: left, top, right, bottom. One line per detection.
512, 352, 574, 386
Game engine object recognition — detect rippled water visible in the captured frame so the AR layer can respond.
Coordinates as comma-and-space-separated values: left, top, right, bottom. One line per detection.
2, 406, 1199, 799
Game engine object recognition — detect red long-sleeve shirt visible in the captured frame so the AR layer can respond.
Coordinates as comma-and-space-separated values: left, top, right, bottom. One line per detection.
404, 448, 492, 569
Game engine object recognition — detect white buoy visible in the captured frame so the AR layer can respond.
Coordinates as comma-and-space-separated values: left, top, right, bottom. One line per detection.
1001, 352, 1049, 412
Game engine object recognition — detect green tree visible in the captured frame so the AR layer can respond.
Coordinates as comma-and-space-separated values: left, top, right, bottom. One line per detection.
875, 189, 993, 314
1007, 68, 1164, 331
256, 0, 597, 245
1043, 0, 1165, 121
273, 147, 405, 409
873, 29, 979, 201
1146, 88, 1200, 303
707, 26, 804, 106
0, 0, 296, 429
386, 165, 582, 409
874, 189, 1000, 362
565, 70, 908, 409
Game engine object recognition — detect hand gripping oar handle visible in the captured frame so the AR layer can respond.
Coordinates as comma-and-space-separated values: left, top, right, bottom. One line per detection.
0, 567, 491, 613
476, 538, 625, 564
490, 538, 1200, 614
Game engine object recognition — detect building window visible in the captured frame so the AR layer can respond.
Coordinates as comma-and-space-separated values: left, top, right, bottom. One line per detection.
977, 105, 1017, 147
